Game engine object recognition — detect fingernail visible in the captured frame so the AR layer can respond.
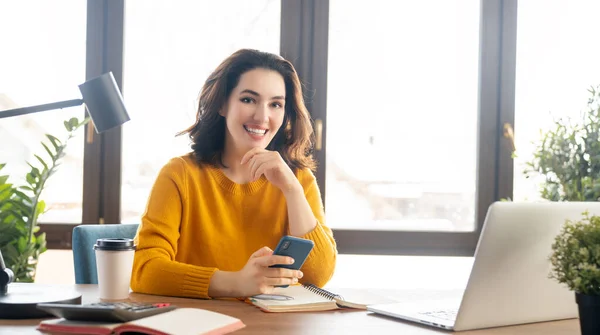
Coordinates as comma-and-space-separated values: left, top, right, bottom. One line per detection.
288, 258, 295, 264
293, 277, 298, 283
298, 271, 303, 278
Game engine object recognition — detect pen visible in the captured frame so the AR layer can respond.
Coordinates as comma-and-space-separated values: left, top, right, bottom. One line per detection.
251, 294, 293, 301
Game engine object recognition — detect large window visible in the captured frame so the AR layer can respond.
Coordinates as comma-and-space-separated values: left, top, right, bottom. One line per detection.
0, 0, 87, 223
326, 0, 480, 232
19, 0, 553, 256
121, 0, 281, 222
513, 0, 600, 201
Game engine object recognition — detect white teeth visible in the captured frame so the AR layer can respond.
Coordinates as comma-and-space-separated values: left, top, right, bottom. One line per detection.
245, 126, 267, 135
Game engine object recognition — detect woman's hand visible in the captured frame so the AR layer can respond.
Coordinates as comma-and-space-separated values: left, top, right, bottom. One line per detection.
233, 246, 303, 297
241, 148, 302, 196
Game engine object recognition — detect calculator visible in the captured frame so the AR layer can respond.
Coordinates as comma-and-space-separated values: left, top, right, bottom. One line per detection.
36, 301, 177, 322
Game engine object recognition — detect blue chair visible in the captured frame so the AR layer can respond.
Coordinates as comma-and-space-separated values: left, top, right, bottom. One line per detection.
72, 223, 139, 284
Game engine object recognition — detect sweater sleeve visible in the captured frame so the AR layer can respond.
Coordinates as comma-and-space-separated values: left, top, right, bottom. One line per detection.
295, 169, 338, 288
130, 157, 217, 299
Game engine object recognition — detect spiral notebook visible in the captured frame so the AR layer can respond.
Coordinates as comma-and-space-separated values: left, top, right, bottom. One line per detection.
248, 284, 395, 313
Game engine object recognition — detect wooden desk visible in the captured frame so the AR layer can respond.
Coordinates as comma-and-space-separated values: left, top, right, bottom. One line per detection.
0, 285, 580, 334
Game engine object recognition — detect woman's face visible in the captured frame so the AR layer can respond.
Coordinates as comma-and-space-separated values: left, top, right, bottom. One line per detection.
221, 68, 286, 155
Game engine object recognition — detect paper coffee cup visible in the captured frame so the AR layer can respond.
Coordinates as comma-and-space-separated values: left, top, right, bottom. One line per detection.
94, 238, 136, 300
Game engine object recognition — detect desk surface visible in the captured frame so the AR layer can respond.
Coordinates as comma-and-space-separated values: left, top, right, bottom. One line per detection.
0, 285, 580, 335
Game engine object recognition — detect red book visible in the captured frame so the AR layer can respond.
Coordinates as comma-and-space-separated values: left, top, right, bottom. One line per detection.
37, 307, 245, 335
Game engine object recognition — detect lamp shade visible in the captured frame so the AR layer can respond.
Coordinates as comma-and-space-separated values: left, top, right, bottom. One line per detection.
79, 72, 130, 133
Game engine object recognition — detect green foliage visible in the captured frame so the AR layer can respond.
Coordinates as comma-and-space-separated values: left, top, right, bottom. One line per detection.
550, 211, 600, 295
525, 85, 600, 201
0, 117, 88, 282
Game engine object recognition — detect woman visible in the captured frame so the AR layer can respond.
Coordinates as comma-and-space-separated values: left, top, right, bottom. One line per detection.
131, 49, 337, 299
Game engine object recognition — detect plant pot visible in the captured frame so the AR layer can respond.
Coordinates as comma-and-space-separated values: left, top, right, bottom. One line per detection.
575, 292, 600, 335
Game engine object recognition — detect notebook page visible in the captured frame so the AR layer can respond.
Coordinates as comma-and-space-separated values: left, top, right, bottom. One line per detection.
249, 285, 338, 311
329, 288, 399, 309
270, 285, 334, 304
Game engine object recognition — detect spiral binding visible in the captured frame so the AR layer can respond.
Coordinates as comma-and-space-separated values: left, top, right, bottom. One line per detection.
302, 283, 342, 301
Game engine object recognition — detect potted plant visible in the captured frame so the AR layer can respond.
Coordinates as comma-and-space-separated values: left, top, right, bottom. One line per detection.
522, 85, 600, 201
0, 117, 88, 282
550, 211, 600, 334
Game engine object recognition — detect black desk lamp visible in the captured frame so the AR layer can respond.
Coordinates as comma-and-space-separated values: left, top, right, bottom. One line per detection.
0, 72, 130, 319
0, 71, 129, 131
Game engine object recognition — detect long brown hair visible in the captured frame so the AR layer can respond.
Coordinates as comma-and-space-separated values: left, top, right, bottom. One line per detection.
179, 49, 316, 171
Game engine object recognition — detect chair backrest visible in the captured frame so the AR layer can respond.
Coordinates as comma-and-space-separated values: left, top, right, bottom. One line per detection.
72, 223, 139, 284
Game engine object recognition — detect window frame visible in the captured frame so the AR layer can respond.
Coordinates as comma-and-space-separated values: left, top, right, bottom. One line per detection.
41, 0, 519, 255
281, 0, 518, 256
40, 0, 125, 249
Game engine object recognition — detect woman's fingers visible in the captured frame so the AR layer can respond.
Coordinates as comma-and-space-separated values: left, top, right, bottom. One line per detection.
256, 254, 294, 267
248, 153, 273, 180
251, 246, 273, 258
249, 157, 267, 180
253, 161, 278, 181
264, 276, 299, 287
240, 147, 263, 165
265, 268, 303, 279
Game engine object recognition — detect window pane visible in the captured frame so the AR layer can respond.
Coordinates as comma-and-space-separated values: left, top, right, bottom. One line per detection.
326, 0, 480, 231
0, 1, 87, 223
513, 1, 600, 201
121, 0, 281, 222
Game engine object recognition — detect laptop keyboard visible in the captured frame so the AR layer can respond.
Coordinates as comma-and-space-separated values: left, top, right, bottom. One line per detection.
419, 309, 458, 321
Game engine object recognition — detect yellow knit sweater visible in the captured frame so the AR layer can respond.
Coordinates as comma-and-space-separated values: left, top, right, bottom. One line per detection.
130, 154, 337, 299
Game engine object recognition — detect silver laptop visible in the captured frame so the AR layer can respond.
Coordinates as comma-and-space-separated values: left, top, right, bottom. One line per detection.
368, 201, 599, 331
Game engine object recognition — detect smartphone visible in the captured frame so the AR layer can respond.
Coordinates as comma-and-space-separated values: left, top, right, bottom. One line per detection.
270, 235, 314, 287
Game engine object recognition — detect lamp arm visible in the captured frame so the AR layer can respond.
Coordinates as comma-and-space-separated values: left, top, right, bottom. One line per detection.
0, 99, 84, 119
0, 250, 14, 295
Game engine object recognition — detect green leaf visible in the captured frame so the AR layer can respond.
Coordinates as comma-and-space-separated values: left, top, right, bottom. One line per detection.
16, 237, 27, 254
46, 134, 62, 151
25, 173, 36, 186
35, 200, 46, 217
36, 232, 46, 245
27, 162, 41, 179
0, 219, 17, 234
64, 120, 73, 132
34, 155, 49, 171
41, 143, 54, 159
69, 117, 79, 130
36, 233, 46, 253
0, 184, 13, 201
13, 189, 32, 203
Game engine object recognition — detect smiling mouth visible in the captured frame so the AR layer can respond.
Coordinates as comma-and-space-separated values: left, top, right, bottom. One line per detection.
244, 125, 268, 136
